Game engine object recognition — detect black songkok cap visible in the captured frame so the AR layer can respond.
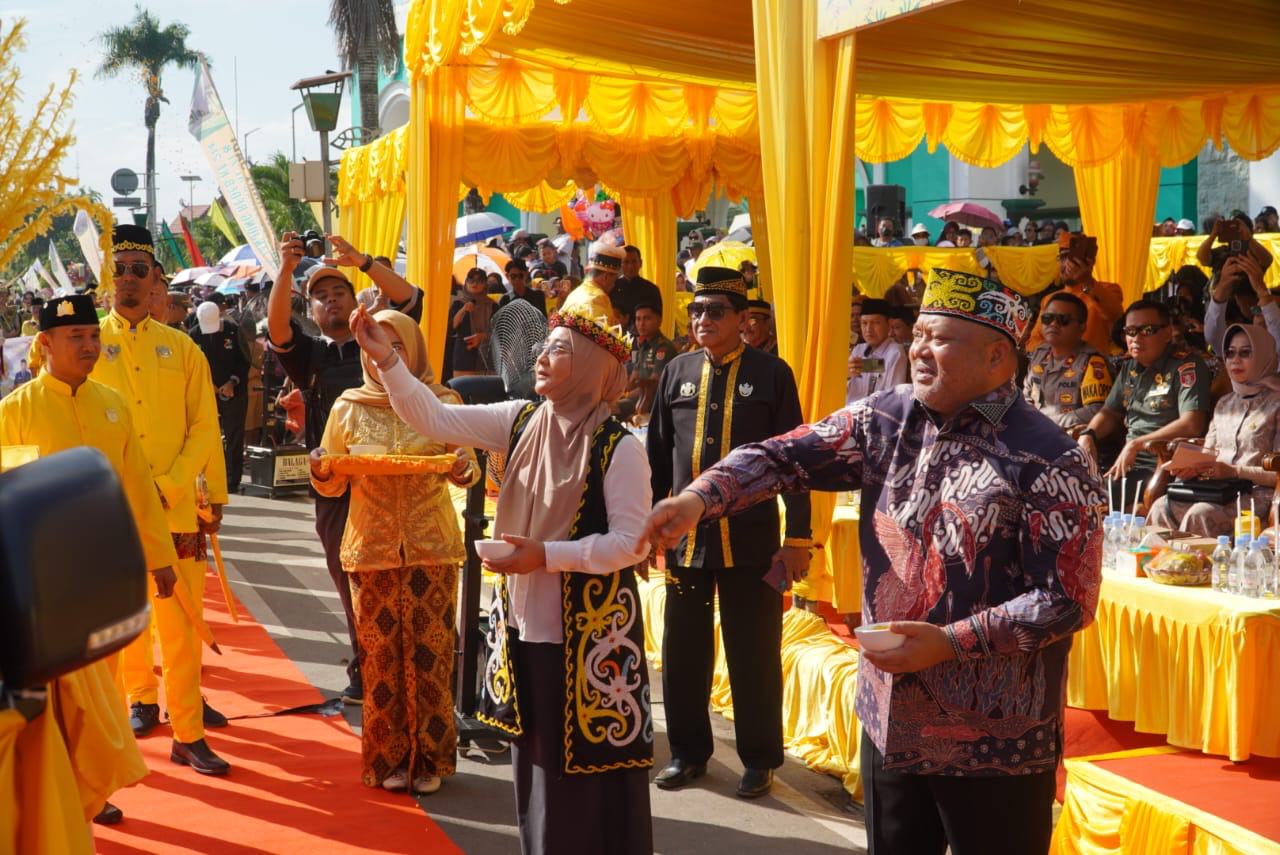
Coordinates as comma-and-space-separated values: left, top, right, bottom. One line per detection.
40, 294, 98, 330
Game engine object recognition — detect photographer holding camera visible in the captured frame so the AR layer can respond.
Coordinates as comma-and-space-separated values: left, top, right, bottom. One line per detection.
1201, 212, 1278, 356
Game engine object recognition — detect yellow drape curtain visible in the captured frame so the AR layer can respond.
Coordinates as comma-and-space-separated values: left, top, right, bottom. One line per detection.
1146, 234, 1280, 294
753, 0, 855, 605
337, 127, 410, 291
1076, 149, 1164, 305
1051, 750, 1278, 855
746, 194, 772, 302
850, 246, 1061, 299
502, 180, 577, 213
618, 193, 677, 338
408, 68, 467, 371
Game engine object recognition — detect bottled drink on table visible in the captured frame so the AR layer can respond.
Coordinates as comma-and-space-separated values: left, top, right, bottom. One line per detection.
1211, 535, 1233, 593
1241, 541, 1264, 598
1230, 534, 1252, 594
1130, 516, 1146, 549
1101, 513, 1118, 570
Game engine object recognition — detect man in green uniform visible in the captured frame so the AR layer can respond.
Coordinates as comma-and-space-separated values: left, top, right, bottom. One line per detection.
1024, 292, 1113, 433
618, 301, 675, 422
1077, 299, 1212, 509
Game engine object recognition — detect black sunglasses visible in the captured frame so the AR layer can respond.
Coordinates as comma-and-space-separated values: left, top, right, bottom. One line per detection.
687, 303, 732, 321
1040, 312, 1078, 327
1122, 323, 1169, 338
114, 261, 153, 278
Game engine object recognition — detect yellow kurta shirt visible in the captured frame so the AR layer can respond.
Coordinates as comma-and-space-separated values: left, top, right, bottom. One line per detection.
312, 396, 476, 572
93, 310, 225, 531
0, 373, 177, 571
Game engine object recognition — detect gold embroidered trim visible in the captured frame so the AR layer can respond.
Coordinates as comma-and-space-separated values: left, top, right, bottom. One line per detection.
681, 358, 713, 566
112, 240, 154, 254
718, 357, 741, 567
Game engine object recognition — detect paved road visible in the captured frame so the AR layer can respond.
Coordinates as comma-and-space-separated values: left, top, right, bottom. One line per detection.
218, 493, 867, 854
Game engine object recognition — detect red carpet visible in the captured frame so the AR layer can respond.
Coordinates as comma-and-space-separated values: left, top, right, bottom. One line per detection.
1093, 750, 1280, 842
93, 582, 460, 854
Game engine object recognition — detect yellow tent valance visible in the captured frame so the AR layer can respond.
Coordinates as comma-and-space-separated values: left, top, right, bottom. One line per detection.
336, 125, 409, 206
852, 244, 1061, 298
1146, 234, 1280, 294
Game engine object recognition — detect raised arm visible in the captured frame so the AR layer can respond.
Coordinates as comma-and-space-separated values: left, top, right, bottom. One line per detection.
326, 234, 416, 306
267, 232, 303, 347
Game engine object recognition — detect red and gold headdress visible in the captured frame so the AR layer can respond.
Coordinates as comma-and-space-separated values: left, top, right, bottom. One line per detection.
548, 283, 632, 362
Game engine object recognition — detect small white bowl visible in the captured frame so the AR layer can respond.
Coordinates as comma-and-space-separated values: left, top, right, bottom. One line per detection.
475, 539, 516, 561
854, 623, 906, 652
349, 444, 388, 456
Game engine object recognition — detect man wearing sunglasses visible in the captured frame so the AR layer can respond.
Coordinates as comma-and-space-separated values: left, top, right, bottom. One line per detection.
1077, 299, 1212, 510
93, 224, 232, 775
647, 266, 810, 800
1024, 293, 1113, 431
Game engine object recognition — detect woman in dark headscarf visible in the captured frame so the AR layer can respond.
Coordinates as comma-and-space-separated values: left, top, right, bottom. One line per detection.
1149, 322, 1280, 536
350, 285, 654, 855
449, 266, 496, 376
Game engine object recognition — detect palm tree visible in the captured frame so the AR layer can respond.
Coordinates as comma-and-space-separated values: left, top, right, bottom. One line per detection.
96, 6, 200, 241
328, 0, 399, 144
252, 153, 321, 236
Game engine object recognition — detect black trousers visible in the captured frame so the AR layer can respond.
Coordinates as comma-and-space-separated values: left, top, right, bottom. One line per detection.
314, 492, 361, 686
511, 639, 652, 855
217, 392, 248, 493
662, 563, 784, 770
860, 730, 1056, 855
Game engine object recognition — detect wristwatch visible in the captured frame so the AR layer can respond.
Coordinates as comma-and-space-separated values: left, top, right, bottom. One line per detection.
1079, 427, 1097, 442
359, 254, 374, 273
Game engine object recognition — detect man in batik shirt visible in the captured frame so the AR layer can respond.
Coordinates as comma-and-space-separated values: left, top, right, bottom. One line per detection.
645, 268, 1105, 855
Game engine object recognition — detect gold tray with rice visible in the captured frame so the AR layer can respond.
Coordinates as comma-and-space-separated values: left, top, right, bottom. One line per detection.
320, 453, 455, 477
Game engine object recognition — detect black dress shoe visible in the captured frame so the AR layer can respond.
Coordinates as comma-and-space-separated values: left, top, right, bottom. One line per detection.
737, 768, 773, 799
202, 698, 229, 728
170, 738, 231, 776
654, 758, 707, 790
129, 702, 161, 737
341, 682, 363, 705
92, 802, 124, 825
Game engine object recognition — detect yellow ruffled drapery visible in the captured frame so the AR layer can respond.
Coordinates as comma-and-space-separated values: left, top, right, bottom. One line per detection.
1076, 149, 1164, 304
1067, 574, 1280, 762
752, 0, 856, 605
827, 503, 862, 614
638, 576, 864, 799
619, 193, 678, 338
336, 127, 410, 293
850, 245, 1061, 298
1146, 234, 1280, 294
1051, 748, 1279, 855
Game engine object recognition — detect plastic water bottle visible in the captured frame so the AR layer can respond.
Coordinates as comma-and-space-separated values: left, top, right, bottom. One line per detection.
1211, 536, 1233, 593
1230, 534, 1252, 594
1241, 541, 1264, 598
1130, 517, 1146, 550
1261, 536, 1279, 598
1101, 514, 1118, 569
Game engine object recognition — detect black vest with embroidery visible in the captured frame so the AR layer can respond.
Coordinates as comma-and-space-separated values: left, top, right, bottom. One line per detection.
476, 402, 654, 774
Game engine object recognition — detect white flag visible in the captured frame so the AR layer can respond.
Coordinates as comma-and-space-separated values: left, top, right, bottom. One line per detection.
189, 59, 280, 278
30, 259, 57, 291
73, 209, 104, 283
48, 242, 75, 294
20, 268, 41, 293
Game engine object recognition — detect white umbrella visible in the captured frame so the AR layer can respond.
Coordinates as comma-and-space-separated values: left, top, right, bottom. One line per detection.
729, 212, 751, 233
194, 271, 227, 288
455, 212, 514, 245
218, 244, 258, 265
169, 266, 213, 285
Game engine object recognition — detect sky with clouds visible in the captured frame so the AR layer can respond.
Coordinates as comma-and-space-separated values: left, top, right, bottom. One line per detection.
5, 1, 349, 228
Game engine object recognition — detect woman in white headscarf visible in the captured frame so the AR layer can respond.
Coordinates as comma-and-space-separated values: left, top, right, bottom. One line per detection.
349, 289, 654, 855
1149, 322, 1280, 536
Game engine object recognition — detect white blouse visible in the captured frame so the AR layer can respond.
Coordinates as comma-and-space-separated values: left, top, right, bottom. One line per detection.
382, 358, 652, 643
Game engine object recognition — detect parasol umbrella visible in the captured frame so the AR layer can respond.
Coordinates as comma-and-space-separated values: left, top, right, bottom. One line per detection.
927, 202, 1004, 233
455, 212, 514, 246
687, 241, 757, 280
169, 266, 212, 286
453, 245, 511, 284
218, 244, 259, 265
729, 212, 752, 234
194, 271, 227, 288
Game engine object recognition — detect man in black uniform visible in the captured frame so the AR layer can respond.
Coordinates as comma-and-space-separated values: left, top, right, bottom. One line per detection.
611, 244, 663, 330
647, 266, 812, 800
267, 231, 425, 704
191, 298, 252, 492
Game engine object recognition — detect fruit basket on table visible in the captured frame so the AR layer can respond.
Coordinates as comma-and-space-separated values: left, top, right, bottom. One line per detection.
317, 453, 455, 477
1144, 548, 1212, 586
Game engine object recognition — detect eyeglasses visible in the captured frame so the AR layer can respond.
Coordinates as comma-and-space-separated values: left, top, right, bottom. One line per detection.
531, 341, 573, 360
687, 303, 732, 321
114, 261, 152, 278
1122, 323, 1169, 338
1040, 312, 1078, 327
1225, 347, 1254, 359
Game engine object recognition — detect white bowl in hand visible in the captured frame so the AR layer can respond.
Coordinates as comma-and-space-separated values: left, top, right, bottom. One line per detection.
475, 539, 516, 561
854, 623, 906, 652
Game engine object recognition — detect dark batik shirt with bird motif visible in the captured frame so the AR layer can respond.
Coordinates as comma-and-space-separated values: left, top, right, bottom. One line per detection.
687, 381, 1106, 776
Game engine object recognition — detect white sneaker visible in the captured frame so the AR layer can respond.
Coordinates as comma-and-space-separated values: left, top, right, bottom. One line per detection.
412, 775, 442, 795
381, 770, 409, 791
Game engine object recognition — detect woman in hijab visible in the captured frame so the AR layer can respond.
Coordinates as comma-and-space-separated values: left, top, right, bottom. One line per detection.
1148, 322, 1280, 536
350, 287, 654, 855
449, 266, 496, 376
309, 310, 479, 795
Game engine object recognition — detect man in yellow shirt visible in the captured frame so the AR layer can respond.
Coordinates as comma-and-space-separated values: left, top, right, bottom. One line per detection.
92, 224, 230, 775
0, 294, 179, 826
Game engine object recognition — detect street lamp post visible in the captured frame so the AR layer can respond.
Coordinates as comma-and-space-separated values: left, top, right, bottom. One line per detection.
291, 103, 304, 162
242, 128, 261, 164
180, 174, 202, 225
290, 71, 351, 241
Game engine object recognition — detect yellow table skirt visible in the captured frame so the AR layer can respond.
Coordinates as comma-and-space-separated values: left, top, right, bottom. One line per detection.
1067, 573, 1280, 761
638, 576, 863, 799
827, 503, 862, 613
1051, 748, 1280, 855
